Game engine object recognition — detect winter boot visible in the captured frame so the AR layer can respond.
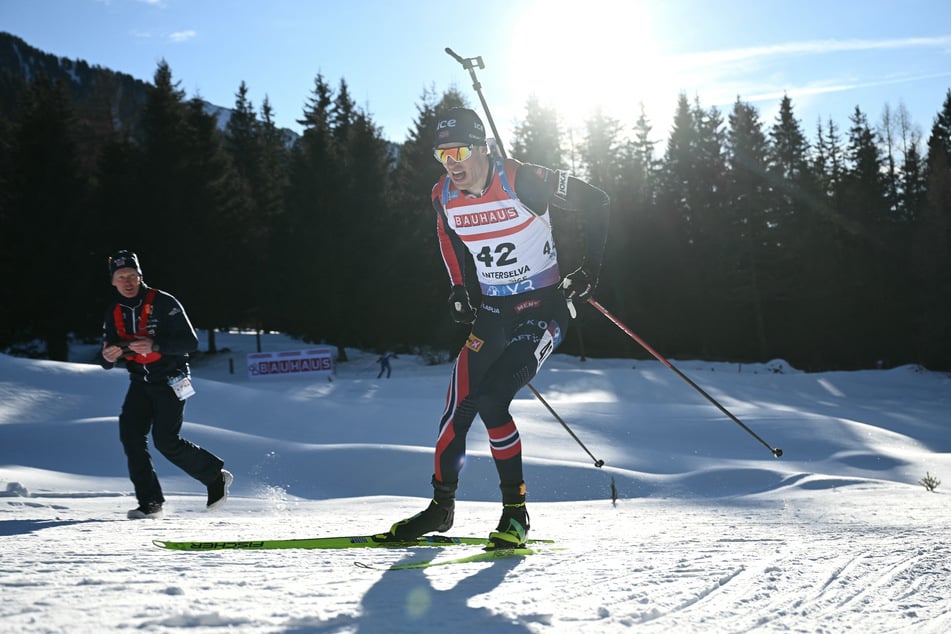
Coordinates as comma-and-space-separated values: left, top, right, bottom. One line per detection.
487, 482, 530, 549
207, 469, 233, 511
127, 501, 164, 520
388, 476, 457, 540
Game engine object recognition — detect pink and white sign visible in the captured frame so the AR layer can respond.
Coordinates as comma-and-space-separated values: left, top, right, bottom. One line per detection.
246, 348, 334, 379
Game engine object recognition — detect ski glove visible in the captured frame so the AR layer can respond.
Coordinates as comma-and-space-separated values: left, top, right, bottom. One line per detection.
560, 267, 594, 301
448, 285, 476, 324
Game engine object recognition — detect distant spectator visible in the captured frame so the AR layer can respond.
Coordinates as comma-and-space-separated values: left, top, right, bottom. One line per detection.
377, 351, 398, 379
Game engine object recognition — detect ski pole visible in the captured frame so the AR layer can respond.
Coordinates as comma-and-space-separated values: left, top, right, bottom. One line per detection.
445, 48, 507, 158
586, 298, 784, 458
527, 383, 605, 468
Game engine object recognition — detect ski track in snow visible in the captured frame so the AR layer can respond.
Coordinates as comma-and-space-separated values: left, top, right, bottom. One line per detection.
3, 343, 951, 632
3, 493, 951, 633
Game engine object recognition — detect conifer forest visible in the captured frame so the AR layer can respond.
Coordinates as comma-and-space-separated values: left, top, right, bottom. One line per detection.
1, 33, 949, 370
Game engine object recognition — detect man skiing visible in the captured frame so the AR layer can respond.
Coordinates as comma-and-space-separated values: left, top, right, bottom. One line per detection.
100, 250, 232, 519
385, 108, 610, 548
377, 351, 397, 379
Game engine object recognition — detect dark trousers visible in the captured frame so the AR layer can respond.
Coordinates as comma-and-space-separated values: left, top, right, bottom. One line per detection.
434, 285, 570, 488
118, 380, 224, 506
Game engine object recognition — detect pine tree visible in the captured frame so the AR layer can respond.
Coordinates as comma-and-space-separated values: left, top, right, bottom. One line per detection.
578, 107, 621, 193
386, 87, 468, 350
223, 84, 290, 337
279, 73, 338, 343
0, 92, 16, 349
93, 132, 141, 260
651, 94, 731, 357
766, 96, 834, 367
814, 118, 845, 203
257, 97, 289, 218
689, 100, 728, 357
606, 104, 659, 357
662, 93, 696, 204
2, 76, 90, 360
557, 108, 613, 275
844, 106, 888, 225
324, 81, 393, 356
767, 95, 814, 258
769, 95, 810, 182
894, 102, 926, 223
251, 97, 289, 334
178, 96, 251, 351
128, 60, 190, 284
654, 92, 703, 355
330, 78, 355, 149
724, 98, 772, 360
618, 105, 659, 222
511, 94, 566, 169
225, 81, 260, 196
912, 90, 951, 368
839, 106, 902, 366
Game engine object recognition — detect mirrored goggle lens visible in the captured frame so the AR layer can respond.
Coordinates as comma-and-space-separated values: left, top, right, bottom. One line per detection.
434, 145, 473, 164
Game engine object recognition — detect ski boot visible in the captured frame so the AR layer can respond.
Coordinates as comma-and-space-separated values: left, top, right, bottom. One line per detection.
487, 482, 530, 549
127, 501, 164, 520
387, 476, 457, 541
207, 469, 233, 511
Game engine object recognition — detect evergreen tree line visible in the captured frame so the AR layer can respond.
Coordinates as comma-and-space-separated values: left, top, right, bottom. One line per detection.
0, 60, 949, 370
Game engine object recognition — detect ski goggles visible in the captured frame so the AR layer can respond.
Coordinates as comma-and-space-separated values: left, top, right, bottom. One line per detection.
433, 144, 474, 164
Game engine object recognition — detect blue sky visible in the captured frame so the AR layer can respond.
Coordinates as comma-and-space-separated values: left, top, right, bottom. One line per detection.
3, 0, 951, 148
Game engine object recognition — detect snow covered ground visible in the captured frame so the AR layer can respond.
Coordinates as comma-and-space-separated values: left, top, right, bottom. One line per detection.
2, 331, 950, 633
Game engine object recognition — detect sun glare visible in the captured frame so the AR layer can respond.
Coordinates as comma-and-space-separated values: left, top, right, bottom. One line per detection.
505, 0, 671, 136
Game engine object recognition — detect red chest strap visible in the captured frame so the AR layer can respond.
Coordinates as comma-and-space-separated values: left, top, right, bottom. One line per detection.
113, 289, 162, 363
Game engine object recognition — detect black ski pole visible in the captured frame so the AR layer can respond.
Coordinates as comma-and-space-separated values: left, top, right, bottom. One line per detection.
527, 383, 605, 468
445, 47, 507, 158
586, 298, 784, 458
446, 46, 604, 468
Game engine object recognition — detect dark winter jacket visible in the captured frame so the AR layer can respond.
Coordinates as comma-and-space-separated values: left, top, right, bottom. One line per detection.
100, 284, 199, 383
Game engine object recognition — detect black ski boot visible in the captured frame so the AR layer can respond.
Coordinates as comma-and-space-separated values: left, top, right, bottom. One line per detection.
487, 481, 530, 549
388, 476, 457, 541
127, 501, 164, 520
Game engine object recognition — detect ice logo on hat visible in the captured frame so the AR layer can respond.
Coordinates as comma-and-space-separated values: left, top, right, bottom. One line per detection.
434, 108, 486, 146
436, 118, 484, 133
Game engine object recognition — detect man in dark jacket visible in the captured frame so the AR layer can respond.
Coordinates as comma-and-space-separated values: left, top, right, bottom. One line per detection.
100, 250, 231, 519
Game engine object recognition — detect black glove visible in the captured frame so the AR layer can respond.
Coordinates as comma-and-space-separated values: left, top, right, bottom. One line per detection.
560, 267, 594, 301
448, 285, 476, 324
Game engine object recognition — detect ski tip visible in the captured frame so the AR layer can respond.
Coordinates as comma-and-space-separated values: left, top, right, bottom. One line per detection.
152, 540, 168, 548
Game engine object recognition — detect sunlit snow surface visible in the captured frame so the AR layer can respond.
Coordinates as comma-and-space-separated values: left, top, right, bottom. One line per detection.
2, 332, 950, 633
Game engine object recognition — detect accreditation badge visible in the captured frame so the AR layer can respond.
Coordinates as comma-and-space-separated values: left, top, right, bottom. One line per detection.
168, 372, 196, 400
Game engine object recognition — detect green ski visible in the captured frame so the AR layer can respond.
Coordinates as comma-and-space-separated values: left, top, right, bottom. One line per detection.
355, 547, 538, 570
152, 534, 554, 551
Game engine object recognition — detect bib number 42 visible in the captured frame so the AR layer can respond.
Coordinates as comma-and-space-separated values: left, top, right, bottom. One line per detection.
476, 242, 516, 267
